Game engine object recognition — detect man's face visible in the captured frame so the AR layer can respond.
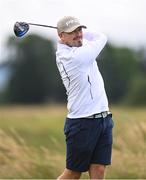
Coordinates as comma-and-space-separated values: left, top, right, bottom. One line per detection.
59, 27, 83, 47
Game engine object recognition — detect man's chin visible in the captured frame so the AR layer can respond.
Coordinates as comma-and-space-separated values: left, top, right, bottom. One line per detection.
70, 40, 83, 47
77, 43, 82, 47
76, 40, 83, 47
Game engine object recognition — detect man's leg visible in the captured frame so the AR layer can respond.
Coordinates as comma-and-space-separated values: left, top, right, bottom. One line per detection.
89, 164, 106, 179
57, 168, 81, 179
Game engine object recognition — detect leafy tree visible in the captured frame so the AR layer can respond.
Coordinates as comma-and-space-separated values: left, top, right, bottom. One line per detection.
123, 48, 146, 106
124, 75, 146, 106
6, 34, 65, 104
98, 44, 139, 103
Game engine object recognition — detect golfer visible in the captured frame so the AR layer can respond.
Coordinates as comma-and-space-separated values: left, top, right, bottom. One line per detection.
56, 16, 114, 179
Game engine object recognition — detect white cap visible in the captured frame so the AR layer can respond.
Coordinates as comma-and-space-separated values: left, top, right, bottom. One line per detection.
57, 16, 87, 34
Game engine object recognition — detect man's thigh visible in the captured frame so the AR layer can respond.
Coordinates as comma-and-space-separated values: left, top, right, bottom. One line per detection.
64, 118, 103, 172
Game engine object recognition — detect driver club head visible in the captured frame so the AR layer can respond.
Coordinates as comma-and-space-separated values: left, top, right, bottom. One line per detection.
14, 22, 29, 37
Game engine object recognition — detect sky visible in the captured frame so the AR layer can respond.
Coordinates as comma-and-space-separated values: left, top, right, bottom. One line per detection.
0, 0, 146, 62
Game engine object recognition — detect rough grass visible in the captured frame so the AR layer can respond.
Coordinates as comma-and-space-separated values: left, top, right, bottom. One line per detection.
106, 106, 146, 179
0, 129, 64, 178
0, 105, 146, 179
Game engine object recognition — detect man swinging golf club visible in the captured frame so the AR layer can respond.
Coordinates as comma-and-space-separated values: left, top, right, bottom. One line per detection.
14, 15, 114, 179
56, 16, 114, 179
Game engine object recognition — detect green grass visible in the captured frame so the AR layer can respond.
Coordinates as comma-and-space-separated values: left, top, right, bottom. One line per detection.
0, 105, 66, 152
0, 105, 146, 179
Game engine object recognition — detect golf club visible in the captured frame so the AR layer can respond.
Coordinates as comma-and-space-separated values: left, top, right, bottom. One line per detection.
14, 22, 57, 37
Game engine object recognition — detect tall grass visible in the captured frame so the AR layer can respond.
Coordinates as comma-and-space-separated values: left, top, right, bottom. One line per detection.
0, 129, 64, 178
0, 105, 66, 178
0, 105, 146, 178
106, 106, 146, 179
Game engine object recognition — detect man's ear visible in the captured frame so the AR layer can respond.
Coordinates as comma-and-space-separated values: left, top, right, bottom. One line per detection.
58, 32, 63, 39
58, 32, 65, 43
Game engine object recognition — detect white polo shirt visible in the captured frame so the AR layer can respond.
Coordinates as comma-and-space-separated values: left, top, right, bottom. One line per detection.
56, 31, 109, 118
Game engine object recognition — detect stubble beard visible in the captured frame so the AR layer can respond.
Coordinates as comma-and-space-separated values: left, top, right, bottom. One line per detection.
74, 39, 83, 47
67, 38, 83, 47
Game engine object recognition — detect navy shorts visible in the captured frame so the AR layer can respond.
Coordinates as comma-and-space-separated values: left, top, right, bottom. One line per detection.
64, 113, 114, 172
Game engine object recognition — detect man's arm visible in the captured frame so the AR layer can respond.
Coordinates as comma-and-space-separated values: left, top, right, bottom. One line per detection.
72, 31, 107, 67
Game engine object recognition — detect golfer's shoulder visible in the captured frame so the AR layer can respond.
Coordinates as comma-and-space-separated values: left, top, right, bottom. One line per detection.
56, 47, 74, 62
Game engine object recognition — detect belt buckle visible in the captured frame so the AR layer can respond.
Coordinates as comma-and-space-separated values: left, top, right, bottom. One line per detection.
101, 111, 107, 118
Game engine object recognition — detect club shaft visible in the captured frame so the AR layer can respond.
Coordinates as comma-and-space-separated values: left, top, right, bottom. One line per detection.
28, 23, 57, 29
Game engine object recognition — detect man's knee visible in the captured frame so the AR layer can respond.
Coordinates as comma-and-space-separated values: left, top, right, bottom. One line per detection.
89, 164, 106, 179
97, 165, 106, 175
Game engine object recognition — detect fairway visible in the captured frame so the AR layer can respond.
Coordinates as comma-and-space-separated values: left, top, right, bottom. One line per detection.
0, 105, 146, 179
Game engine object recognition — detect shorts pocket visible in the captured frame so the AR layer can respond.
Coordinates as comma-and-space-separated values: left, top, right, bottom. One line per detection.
64, 119, 81, 142
107, 115, 114, 129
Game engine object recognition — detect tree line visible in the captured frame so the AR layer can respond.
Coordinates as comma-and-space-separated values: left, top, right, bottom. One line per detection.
0, 34, 146, 106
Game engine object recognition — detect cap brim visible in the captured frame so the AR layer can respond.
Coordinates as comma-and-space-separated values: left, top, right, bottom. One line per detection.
64, 25, 87, 33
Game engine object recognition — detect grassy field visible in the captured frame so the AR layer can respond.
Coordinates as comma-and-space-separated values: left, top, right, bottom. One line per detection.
0, 104, 146, 179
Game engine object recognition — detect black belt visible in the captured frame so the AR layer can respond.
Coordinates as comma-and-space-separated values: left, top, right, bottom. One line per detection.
86, 111, 112, 119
